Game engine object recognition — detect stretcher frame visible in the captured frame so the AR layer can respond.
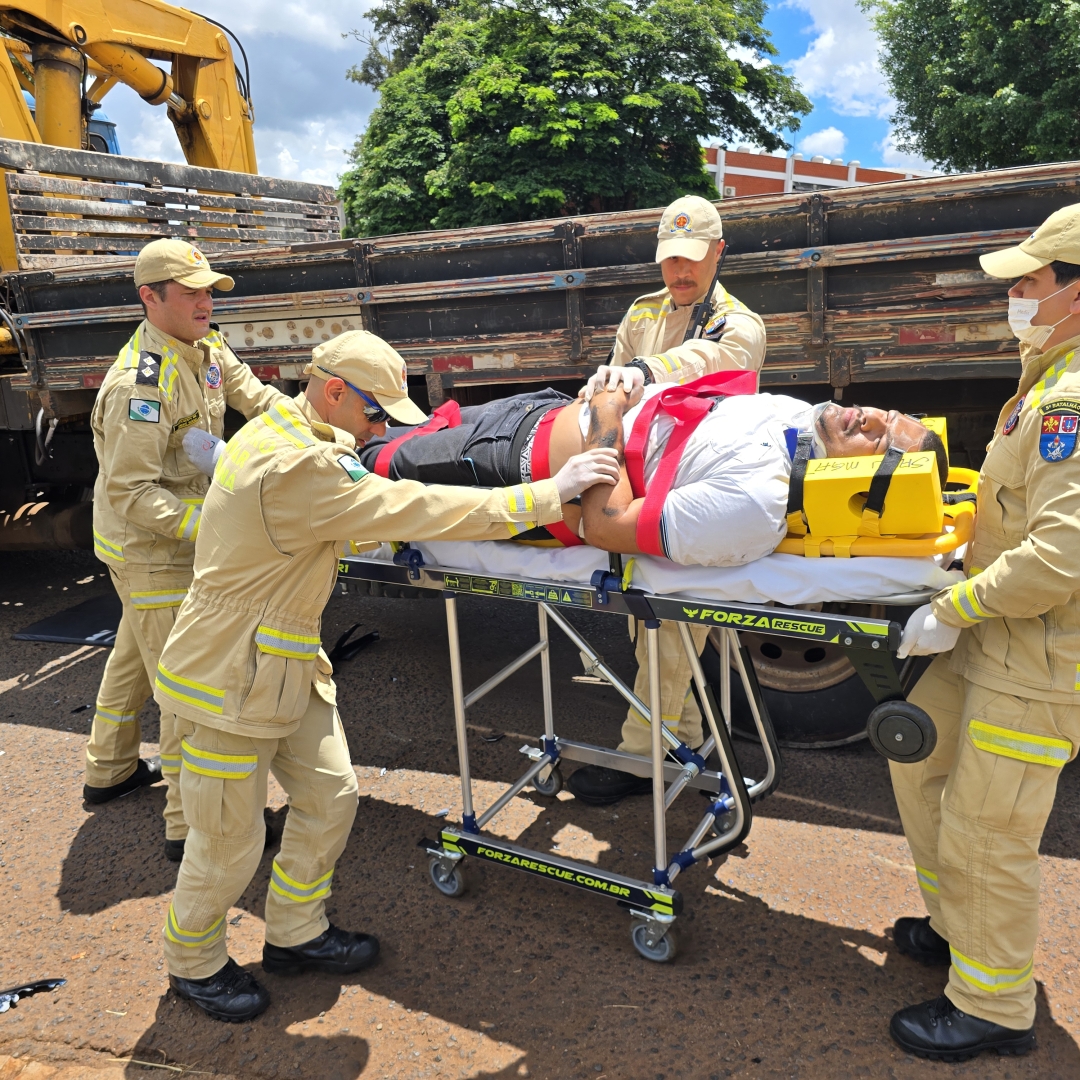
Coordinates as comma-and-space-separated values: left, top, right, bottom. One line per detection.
337, 548, 929, 961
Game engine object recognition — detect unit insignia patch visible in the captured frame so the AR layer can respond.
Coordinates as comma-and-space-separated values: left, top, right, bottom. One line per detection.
338, 455, 367, 482
1002, 395, 1024, 436
135, 351, 162, 386
1039, 413, 1078, 462
129, 399, 161, 424
206, 362, 222, 389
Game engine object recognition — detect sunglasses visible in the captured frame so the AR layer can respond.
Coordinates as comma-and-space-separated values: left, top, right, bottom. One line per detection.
317, 366, 389, 423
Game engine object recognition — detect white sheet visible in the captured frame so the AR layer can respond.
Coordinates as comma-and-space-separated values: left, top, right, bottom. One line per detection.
366, 541, 963, 606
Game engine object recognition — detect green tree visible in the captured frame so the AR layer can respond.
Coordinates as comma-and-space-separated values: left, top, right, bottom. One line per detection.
867, 0, 1080, 171
339, 0, 809, 236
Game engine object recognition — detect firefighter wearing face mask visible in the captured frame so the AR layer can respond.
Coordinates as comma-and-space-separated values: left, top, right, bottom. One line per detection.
887, 203, 1080, 1061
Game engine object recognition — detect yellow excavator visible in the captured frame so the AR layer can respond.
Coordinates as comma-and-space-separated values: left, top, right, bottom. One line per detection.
0, 0, 256, 173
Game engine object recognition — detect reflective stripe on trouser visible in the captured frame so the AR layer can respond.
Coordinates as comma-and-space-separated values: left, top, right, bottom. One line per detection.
84, 567, 189, 839
891, 653, 1078, 1028
619, 620, 710, 756
164, 690, 359, 980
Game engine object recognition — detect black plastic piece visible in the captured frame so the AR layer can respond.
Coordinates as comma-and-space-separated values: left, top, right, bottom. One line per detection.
867, 700, 938, 763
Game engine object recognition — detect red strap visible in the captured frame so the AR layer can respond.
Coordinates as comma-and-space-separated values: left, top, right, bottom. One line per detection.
529, 406, 584, 547
373, 400, 461, 478
626, 369, 759, 557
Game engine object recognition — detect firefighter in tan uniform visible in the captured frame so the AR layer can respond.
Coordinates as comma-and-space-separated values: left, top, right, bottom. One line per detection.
887, 204, 1080, 1061
569, 195, 767, 804
84, 239, 282, 861
153, 331, 616, 1022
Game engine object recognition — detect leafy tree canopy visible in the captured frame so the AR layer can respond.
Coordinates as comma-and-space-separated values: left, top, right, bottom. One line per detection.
866, 0, 1080, 172
339, 0, 810, 236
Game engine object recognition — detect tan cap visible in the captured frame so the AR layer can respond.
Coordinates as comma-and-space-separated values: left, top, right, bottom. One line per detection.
655, 196, 723, 263
303, 330, 427, 425
980, 202, 1080, 279
134, 238, 235, 291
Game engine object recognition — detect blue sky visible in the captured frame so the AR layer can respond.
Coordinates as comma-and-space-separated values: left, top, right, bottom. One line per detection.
93, 0, 931, 188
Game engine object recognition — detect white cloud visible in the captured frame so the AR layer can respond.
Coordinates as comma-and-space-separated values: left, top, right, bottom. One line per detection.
784, 0, 891, 118
877, 128, 937, 173
259, 120, 356, 186
190, 0, 370, 50
798, 126, 847, 158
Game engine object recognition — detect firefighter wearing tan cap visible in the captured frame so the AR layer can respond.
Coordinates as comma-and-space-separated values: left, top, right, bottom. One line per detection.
83, 238, 283, 861
568, 194, 767, 805
885, 203, 1080, 1061
152, 330, 616, 1022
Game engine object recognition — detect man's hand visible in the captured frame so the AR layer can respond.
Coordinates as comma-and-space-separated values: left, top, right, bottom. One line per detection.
183, 428, 225, 477
897, 603, 962, 658
552, 448, 620, 503
580, 364, 645, 403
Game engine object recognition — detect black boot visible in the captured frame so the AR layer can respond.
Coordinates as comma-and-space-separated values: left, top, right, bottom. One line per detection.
83, 758, 162, 804
890, 995, 1035, 1061
170, 957, 270, 1023
262, 924, 380, 976
566, 765, 652, 805
893, 915, 951, 965
165, 820, 275, 863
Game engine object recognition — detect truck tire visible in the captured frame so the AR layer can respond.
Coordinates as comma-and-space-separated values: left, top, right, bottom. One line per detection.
701, 616, 881, 749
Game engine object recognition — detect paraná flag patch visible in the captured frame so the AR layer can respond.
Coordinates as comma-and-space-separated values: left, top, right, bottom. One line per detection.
337, 454, 367, 481
129, 399, 160, 423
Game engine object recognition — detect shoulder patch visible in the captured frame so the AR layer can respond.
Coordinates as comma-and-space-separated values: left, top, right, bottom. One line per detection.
337, 454, 368, 482
129, 399, 161, 424
172, 410, 201, 433
206, 362, 222, 389
1002, 395, 1024, 435
135, 351, 162, 386
1039, 413, 1078, 462
703, 313, 727, 339
1039, 398, 1080, 415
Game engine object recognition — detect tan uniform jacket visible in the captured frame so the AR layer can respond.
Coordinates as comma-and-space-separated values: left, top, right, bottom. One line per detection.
933, 333, 1080, 701
91, 319, 281, 572
153, 394, 564, 738
610, 281, 766, 384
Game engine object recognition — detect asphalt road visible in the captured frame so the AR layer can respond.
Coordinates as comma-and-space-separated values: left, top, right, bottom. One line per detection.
1, 549, 1079, 1079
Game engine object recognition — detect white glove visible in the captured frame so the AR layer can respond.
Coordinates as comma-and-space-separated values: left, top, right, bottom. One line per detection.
581, 364, 645, 402
896, 603, 962, 659
183, 428, 225, 477
552, 447, 621, 503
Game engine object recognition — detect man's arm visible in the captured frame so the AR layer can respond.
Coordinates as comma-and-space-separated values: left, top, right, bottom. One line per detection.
579, 389, 644, 553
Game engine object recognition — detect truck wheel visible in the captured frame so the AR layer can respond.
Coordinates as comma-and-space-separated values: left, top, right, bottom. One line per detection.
702, 624, 878, 748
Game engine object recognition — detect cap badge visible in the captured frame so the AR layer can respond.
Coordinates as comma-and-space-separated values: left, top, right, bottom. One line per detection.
671, 212, 692, 234
400, 363, 408, 393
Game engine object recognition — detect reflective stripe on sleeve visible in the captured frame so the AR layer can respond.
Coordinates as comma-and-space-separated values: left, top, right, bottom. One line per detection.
160, 753, 181, 775
269, 860, 334, 903
652, 351, 682, 373
94, 705, 137, 727
175, 504, 201, 542
180, 738, 258, 779
130, 588, 188, 610
164, 904, 224, 948
505, 484, 537, 537
949, 579, 989, 624
260, 403, 315, 449
255, 625, 321, 659
93, 530, 125, 562
1075, 663, 1080, 693
915, 865, 939, 895
968, 719, 1072, 767
950, 947, 1033, 993
155, 664, 225, 714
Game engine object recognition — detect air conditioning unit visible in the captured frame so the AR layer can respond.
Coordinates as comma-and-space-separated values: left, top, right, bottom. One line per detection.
723, 186, 736, 198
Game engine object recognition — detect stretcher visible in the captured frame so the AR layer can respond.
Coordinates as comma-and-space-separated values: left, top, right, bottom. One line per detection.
337, 543, 950, 962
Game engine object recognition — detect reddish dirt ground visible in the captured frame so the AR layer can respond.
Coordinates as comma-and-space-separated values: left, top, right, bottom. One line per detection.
1, 550, 1079, 1079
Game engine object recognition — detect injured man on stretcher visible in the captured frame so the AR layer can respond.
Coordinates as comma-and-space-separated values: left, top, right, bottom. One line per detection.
358, 377, 947, 803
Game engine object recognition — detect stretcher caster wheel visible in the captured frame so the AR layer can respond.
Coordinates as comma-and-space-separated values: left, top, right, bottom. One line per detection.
631, 920, 677, 963
429, 858, 467, 897
531, 766, 563, 797
867, 700, 937, 763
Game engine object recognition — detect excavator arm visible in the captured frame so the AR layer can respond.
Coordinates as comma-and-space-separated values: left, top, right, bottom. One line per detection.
0, 0, 256, 172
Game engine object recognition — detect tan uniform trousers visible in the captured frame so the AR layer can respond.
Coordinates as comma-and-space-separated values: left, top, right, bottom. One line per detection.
85, 567, 190, 839
892, 653, 1080, 1029
619, 621, 710, 756
163, 687, 359, 980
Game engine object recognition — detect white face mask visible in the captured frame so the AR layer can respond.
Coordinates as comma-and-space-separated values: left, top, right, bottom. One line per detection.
1008, 281, 1076, 349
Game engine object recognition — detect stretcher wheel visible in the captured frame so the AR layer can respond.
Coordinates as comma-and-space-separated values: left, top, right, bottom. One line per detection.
531, 766, 563, 797
867, 701, 937, 763
428, 858, 467, 897
631, 921, 677, 963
